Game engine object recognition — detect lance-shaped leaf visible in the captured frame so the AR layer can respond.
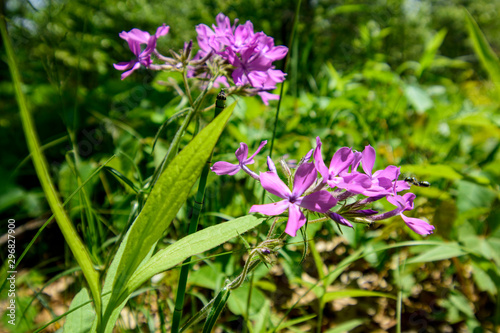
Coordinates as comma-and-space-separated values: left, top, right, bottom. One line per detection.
101, 102, 236, 328
125, 214, 265, 301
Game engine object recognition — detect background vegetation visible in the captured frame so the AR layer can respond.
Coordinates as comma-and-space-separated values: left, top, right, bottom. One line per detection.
1, 0, 500, 332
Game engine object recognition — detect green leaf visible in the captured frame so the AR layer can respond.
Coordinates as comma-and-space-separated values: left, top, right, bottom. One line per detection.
448, 290, 475, 318
325, 319, 367, 333
227, 283, 266, 316
464, 9, 500, 92
457, 180, 496, 214
125, 215, 265, 296
417, 29, 447, 77
101, 102, 236, 330
322, 289, 396, 303
404, 84, 433, 114
400, 164, 463, 180
268, 314, 317, 333
470, 262, 497, 297
63, 288, 95, 333
203, 287, 231, 333
406, 244, 466, 264
92, 231, 157, 333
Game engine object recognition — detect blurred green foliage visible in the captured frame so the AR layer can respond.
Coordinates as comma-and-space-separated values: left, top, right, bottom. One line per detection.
1, 0, 500, 332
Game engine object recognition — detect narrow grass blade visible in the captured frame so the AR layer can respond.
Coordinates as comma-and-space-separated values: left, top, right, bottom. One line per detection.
322, 289, 396, 303
464, 8, 500, 91
0, 17, 101, 322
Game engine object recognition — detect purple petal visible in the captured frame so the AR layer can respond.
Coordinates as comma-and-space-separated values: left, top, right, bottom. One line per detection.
350, 151, 363, 173
120, 28, 150, 44
373, 165, 399, 180
353, 209, 378, 215
386, 194, 406, 211
376, 177, 393, 190
394, 180, 411, 192
402, 192, 416, 211
328, 212, 353, 228
211, 161, 241, 176
260, 171, 291, 199
302, 149, 313, 163
292, 162, 317, 197
258, 91, 279, 105
249, 200, 289, 216
265, 46, 288, 61
234, 143, 249, 163
265, 69, 286, 85
113, 61, 135, 71
215, 13, 231, 31
246, 71, 269, 88
314, 137, 330, 181
155, 24, 170, 38
120, 62, 141, 80
267, 156, 277, 173
361, 145, 376, 176
298, 191, 337, 213
401, 214, 435, 235
329, 147, 354, 176
341, 173, 373, 193
246, 140, 267, 162
284, 204, 307, 237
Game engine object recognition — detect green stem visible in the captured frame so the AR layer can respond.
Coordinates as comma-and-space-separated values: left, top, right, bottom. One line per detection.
309, 240, 325, 333
0, 16, 102, 324
170, 90, 226, 333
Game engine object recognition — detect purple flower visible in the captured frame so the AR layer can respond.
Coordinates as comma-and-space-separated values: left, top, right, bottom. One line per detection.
370, 193, 434, 235
343, 145, 409, 197
194, 13, 288, 104
211, 141, 267, 176
249, 162, 337, 237
386, 193, 434, 235
313, 137, 354, 188
114, 24, 169, 80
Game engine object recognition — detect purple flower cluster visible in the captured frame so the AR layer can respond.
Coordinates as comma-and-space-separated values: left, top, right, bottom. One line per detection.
211, 138, 435, 237
113, 14, 287, 105
195, 13, 288, 104
114, 25, 169, 80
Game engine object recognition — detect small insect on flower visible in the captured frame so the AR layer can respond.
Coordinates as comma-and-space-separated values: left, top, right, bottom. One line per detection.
404, 177, 430, 187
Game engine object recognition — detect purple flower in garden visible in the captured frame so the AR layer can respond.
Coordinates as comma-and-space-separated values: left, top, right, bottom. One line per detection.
343, 145, 410, 197
114, 24, 169, 80
386, 193, 435, 235
194, 13, 288, 104
211, 141, 267, 176
249, 162, 337, 237
313, 137, 354, 188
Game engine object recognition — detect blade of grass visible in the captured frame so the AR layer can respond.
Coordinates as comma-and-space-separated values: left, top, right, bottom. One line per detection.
0, 155, 115, 295
0, 17, 102, 324
464, 8, 500, 92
